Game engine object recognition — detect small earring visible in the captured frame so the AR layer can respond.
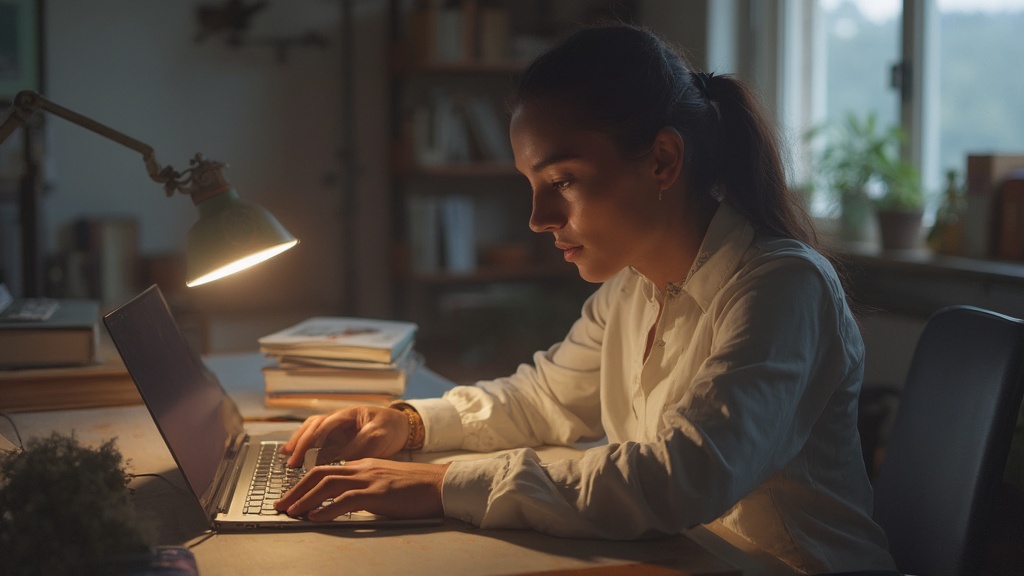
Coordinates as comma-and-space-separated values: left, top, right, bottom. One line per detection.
658, 188, 665, 201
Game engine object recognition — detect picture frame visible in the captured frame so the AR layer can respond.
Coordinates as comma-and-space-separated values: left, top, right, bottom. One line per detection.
0, 0, 41, 101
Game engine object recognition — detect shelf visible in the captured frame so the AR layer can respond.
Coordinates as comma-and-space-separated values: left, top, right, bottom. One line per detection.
840, 242, 1024, 286
838, 242, 1024, 319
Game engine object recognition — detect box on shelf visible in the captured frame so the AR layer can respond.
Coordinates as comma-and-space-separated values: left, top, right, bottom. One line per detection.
963, 153, 1024, 258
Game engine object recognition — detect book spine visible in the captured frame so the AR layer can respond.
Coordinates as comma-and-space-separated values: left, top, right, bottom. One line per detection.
441, 195, 476, 273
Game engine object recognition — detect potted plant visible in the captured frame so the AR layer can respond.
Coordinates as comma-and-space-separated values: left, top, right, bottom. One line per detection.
874, 156, 926, 250
0, 432, 161, 575
807, 112, 905, 242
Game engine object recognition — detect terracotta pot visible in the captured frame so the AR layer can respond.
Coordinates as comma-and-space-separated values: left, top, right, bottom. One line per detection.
877, 209, 923, 250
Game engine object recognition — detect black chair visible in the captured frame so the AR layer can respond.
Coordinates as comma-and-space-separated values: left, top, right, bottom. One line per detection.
869, 306, 1024, 576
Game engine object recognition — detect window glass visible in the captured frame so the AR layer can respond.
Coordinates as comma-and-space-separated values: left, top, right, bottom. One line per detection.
806, 1, 902, 216
936, 0, 1024, 176
818, 0, 902, 131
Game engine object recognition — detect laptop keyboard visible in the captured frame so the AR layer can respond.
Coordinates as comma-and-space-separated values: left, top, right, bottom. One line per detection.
244, 441, 346, 518
245, 442, 305, 515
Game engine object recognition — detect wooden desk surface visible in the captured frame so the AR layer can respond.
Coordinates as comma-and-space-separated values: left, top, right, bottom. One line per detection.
4, 354, 800, 576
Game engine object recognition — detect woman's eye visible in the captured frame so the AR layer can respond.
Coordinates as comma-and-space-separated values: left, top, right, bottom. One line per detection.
552, 180, 570, 191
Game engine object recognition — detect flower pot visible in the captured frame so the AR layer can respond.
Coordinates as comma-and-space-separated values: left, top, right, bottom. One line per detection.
840, 192, 874, 242
877, 209, 923, 250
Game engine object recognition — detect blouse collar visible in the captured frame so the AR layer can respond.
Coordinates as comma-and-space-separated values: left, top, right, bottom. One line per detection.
634, 201, 756, 311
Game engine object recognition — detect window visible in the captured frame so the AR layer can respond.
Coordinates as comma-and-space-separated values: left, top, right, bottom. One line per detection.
778, 0, 1024, 216
932, 0, 1024, 181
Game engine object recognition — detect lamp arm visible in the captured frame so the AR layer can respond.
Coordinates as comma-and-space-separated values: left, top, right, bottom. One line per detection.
0, 90, 225, 200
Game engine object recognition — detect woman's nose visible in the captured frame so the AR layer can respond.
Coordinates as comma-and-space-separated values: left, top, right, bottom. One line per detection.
529, 191, 567, 233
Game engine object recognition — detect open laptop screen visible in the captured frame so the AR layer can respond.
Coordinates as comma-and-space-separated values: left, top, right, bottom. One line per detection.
104, 285, 244, 507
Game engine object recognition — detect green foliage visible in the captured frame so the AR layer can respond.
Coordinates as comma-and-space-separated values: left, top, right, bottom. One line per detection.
875, 156, 925, 212
0, 432, 154, 576
807, 111, 902, 198
807, 111, 924, 211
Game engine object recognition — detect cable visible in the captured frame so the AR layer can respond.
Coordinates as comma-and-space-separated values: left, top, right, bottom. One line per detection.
185, 530, 217, 550
0, 412, 24, 448
128, 472, 191, 496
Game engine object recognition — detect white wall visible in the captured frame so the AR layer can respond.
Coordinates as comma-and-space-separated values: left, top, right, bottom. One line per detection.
41, 0, 394, 346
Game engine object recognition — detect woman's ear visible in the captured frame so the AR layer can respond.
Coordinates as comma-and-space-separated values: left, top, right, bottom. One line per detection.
650, 127, 685, 191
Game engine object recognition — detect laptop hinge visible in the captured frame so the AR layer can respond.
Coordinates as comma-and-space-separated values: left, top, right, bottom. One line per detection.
204, 432, 249, 519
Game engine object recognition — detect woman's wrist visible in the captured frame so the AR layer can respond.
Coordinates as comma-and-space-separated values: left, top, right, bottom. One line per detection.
389, 401, 425, 450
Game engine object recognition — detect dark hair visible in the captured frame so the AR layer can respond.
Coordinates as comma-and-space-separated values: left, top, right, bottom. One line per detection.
511, 24, 821, 250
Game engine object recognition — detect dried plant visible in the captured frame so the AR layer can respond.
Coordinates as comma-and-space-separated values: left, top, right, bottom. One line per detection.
0, 432, 154, 576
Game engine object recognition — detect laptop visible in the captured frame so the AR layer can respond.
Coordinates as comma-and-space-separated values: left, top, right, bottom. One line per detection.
104, 284, 441, 530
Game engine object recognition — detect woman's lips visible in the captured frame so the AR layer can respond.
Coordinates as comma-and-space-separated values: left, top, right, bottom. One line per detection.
555, 242, 582, 262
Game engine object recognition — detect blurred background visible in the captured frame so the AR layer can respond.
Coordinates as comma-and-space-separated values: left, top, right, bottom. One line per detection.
2, 0, 1023, 385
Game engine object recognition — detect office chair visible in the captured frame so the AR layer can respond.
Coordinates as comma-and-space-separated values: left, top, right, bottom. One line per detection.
869, 305, 1024, 576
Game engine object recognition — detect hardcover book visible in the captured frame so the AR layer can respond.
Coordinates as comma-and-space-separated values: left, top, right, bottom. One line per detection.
0, 336, 139, 412
0, 299, 100, 369
262, 347, 420, 396
258, 316, 418, 364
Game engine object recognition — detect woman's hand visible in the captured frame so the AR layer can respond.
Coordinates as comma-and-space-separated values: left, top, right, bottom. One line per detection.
280, 406, 410, 467
274, 459, 451, 521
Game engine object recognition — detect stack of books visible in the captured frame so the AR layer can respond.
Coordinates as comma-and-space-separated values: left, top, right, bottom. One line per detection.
257, 316, 420, 411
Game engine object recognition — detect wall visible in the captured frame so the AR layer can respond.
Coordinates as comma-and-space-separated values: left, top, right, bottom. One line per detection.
40, 0, 394, 350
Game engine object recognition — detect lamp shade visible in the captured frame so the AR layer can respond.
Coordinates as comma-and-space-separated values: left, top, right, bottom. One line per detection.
186, 189, 298, 287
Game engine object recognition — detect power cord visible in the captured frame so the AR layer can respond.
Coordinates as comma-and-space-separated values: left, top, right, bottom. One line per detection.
128, 472, 192, 497
185, 530, 217, 549
0, 411, 24, 449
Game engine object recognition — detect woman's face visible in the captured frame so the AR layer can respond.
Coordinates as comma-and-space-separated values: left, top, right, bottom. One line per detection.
510, 100, 666, 283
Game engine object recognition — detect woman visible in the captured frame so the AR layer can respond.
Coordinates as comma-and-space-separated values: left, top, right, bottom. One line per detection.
274, 24, 896, 573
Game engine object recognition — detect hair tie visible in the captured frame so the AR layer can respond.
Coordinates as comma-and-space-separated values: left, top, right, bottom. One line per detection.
691, 71, 714, 100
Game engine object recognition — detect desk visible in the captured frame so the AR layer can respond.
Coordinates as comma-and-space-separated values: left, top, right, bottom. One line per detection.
5, 354, 799, 576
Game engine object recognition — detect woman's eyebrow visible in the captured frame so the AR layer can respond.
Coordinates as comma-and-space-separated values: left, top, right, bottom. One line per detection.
530, 152, 579, 173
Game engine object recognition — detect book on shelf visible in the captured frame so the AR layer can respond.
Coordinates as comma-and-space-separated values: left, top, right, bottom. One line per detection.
441, 195, 476, 273
0, 298, 100, 369
405, 194, 442, 274
477, 4, 511, 63
464, 96, 512, 162
258, 316, 418, 364
0, 336, 140, 412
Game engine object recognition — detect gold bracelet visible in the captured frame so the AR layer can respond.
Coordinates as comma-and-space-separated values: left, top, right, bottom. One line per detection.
389, 401, 425, 451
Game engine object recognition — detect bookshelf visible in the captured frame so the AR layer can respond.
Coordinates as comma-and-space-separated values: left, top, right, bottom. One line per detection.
388, 0, 636, 383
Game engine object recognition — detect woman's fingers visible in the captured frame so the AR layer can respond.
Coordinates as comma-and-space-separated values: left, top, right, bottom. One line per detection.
282, 414, 323, 453
279, 406, 410, 468
283, 415, 330, 467
274, 459, 450, 521
274, 464, 349, 514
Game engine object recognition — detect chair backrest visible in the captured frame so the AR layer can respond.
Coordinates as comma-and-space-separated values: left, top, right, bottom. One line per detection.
872, 305, 1024, 576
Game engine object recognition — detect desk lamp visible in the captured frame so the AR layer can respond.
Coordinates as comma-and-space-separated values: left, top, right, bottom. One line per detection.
0, 90, 298, 287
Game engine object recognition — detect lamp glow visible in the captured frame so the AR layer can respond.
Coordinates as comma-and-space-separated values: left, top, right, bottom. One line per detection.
187, 239, 298, 287
0, 90, 298, 288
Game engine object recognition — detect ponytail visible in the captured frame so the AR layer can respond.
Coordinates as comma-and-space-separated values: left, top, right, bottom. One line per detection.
704, 75, 820, 249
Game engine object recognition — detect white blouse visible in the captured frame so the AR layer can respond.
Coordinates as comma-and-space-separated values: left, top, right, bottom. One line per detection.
408, 202, 895, 574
